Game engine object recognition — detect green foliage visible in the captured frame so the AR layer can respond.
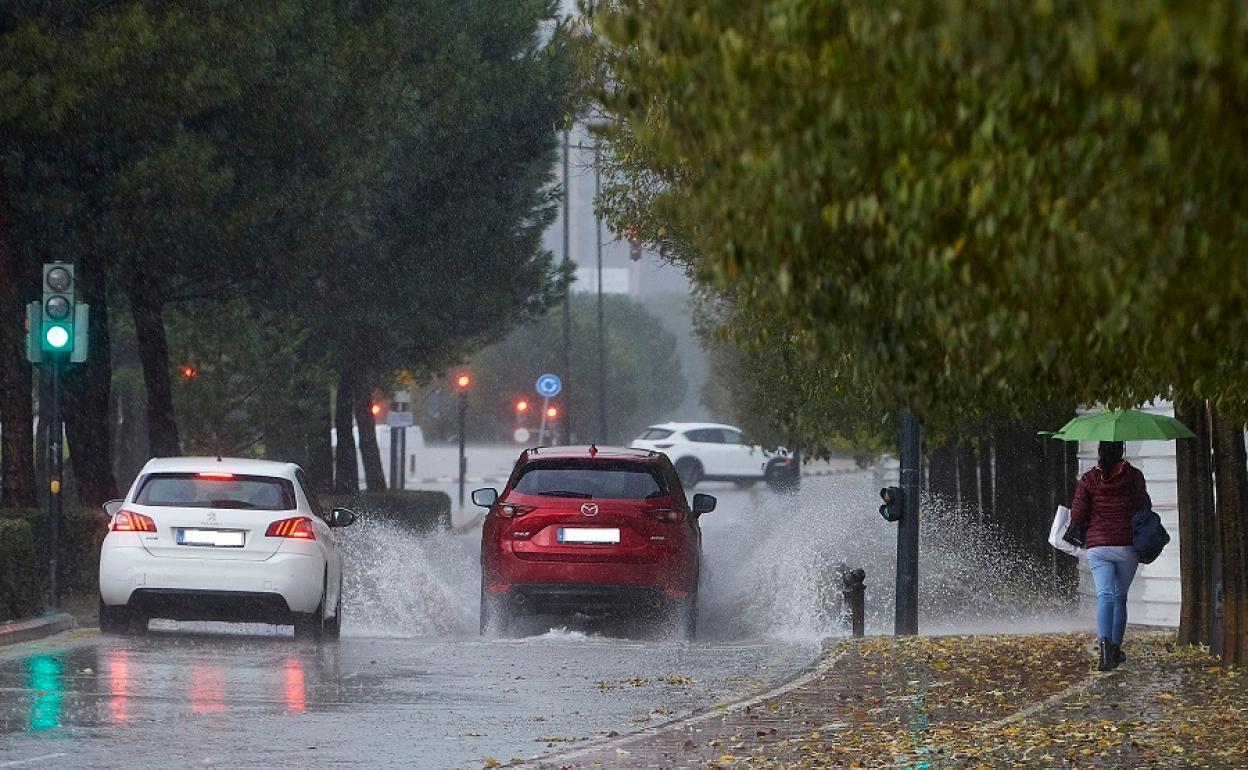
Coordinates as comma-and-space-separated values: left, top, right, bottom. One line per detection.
591, 0, 1248, 434
435, 294, 687, 444
165, 298, 329, 459
0, 517, 43, 621
0, 507, 105, 596
322, 491, 452, 534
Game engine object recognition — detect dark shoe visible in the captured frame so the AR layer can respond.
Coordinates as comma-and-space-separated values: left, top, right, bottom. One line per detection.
1097, 638, 1113, 671
1106, 641, 1122, 670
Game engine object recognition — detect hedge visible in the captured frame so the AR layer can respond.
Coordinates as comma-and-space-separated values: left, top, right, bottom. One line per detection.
0, 506, 108, 598
0, 518, 45, 622
322, 490, 451, 533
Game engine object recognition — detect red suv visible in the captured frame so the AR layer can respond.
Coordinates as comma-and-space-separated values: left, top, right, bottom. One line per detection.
473, 446, 715, 638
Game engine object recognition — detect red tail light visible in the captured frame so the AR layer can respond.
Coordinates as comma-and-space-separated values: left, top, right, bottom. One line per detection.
647, 508, 685, 524
496, 504, 535, 519
265, 517, 317, 539
112, 510, 157, 533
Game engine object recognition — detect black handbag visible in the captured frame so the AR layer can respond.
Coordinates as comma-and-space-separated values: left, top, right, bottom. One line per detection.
1062, 520, 1087, 548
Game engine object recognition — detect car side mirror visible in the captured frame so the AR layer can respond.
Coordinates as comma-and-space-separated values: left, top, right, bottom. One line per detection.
102, 499, 124, 518
692, 493, 716, 515
472, 488, 498, 508
329, 507, 356, 528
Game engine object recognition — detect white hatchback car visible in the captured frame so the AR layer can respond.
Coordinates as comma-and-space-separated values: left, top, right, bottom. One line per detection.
630, 422, 769, 489
98, 457, 355, 640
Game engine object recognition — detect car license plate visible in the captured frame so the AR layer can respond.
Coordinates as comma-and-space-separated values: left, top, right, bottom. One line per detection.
557, 527, 620, 544
176, 529, 245, 548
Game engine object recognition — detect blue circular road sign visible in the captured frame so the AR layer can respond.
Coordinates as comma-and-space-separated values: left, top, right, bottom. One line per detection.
535, 373, 562, 398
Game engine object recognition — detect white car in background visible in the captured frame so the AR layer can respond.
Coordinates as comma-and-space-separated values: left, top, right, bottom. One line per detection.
631, 422, 770, 489
98, 457, 355, 640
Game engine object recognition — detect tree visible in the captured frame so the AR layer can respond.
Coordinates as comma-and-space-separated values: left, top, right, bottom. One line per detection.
589, 0, 1248, 655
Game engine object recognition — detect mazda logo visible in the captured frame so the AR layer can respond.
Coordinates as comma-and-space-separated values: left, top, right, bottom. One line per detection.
581, 503, 599, 517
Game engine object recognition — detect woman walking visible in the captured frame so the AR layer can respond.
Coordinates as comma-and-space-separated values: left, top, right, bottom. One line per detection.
1070, 440, 1150, 671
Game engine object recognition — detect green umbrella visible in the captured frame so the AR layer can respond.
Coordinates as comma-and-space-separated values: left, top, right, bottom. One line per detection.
1048, 409, 1196, 442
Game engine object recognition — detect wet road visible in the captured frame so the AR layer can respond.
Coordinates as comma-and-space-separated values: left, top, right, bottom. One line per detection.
0, 628, 816, 768
0, 474, 865, 769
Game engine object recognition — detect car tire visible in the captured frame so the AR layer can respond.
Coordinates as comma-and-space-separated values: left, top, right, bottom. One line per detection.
294, 579, 327, 642
324, 589, 342, 640
675, 458, 703, 489
668, 594, 697, 641
98, 597, 132, 635
479, 580, 511, 638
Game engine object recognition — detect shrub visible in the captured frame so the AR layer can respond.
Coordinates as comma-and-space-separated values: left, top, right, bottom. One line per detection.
322, 490, 451, 533
0, 518, 45, 622
0, 506, 108, 597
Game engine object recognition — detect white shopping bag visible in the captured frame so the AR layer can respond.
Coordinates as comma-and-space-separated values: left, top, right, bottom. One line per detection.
1048, 504, 1085, 557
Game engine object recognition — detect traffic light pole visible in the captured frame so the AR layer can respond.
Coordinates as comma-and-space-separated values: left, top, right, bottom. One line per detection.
457, 391, 467, 510
47, 356, 63, 610
895, 412, 921, 635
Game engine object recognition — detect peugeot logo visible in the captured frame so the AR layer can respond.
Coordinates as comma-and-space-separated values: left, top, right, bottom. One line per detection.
205, 511, 218, 526
580, 503, 599, 517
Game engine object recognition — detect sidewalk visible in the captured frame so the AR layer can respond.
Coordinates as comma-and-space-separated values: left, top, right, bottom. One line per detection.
533, 632, 1246, 769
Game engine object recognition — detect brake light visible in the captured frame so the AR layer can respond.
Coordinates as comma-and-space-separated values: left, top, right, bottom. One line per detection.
197, 472, 235, 480
112, 510, 157, 533
647, 508, 685, 524
265, 517, 316, 539
496, 504, 535, 519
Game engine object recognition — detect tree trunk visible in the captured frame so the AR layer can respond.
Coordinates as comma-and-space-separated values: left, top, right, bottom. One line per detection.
977, 435, 994, 523
0, 187, 37, 508
926, 443, 958, 508
993, 423, 1046, 569
956, 441, 978, 510
62, 257, 118, 506
1211, 413, 1248, 666
333, 370, 359, 493
1176, 399, 1215, 646
354, 389, 387, 492
127, 285, 179, 457
307, 388, 333, 493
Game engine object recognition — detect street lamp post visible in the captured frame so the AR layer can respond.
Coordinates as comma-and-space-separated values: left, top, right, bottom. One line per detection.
455, 374, 471, 510
561, 129, 573, 445
594, 140, 607, 443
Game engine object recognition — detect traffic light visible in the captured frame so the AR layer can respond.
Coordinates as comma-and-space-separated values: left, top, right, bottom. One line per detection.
879, 486, 903, 523
515, 399, 529, 414
626, 227, 642, 261
40, 263, 75, 354
546, 405, 559, 419
455, 374, 471, 390
180, 364, 199, 380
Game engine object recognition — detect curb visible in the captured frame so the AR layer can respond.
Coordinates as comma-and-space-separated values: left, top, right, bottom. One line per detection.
0, 612, 75, 649
521, 638, 853, 768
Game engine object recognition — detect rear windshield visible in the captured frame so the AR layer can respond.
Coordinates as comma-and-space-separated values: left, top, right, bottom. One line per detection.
134, 473, 296, 510
638, 428, 674, 440
512, 460, 669, 500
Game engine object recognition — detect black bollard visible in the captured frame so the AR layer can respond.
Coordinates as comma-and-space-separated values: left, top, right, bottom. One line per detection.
837, 565, 866, 638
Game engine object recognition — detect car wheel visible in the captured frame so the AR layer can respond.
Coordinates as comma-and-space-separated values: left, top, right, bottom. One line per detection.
733, 479, 757, 489
675, 458, 703, 489
324, 589, 342, 640
667, 594, 697, 641
294, 579, 327, 642
479, 579, 511, 638
98, 597, 132, 635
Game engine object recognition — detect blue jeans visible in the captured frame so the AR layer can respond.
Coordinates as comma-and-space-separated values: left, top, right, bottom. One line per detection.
1088, 546, 1138, 644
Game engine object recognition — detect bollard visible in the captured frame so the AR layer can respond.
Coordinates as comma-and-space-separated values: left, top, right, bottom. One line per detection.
838, 565, 866, 638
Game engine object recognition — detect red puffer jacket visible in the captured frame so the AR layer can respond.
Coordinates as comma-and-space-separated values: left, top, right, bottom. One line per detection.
1070, 460, 1149, 549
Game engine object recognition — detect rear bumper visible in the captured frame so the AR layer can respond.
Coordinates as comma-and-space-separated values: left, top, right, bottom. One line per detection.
125, 589, 298, 623
502, 583, 668, 616
486, 546, 697, 596
99, 545, 324, 616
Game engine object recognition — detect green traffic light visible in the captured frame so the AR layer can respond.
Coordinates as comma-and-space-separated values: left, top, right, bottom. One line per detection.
44, 324, 70, 349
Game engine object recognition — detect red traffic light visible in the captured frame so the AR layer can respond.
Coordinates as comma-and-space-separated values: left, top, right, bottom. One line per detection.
370, 403, 382, 416
515, 400, 529, 413
546, 406, 558, 419
456, 374, 471, 390
180, 365, 198, 380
